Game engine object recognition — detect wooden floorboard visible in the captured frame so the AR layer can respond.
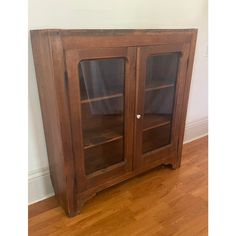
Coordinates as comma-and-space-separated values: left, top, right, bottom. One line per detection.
29, 136, 208, 236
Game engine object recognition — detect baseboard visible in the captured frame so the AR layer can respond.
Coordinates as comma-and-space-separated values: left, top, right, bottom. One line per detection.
184, 117, 208, 143
28, 117, 208, 205
28, 167, 54, 204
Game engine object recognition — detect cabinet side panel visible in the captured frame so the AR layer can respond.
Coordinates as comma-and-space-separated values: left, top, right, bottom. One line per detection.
48, 32, 77, 216
176, 30, 198, 167
30, 30, 68, 212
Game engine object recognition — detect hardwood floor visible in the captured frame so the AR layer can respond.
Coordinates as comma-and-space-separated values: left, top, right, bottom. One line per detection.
28, 136, 208, 236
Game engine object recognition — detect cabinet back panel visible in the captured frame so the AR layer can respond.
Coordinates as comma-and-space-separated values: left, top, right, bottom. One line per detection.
142, 124, 171, 154
84, 139, 124, 175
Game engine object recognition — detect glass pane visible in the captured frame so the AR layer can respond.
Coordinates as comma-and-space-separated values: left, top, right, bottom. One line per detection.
142, 53, 180, 154
79, 58, 124, 101
78, 58, 125, 175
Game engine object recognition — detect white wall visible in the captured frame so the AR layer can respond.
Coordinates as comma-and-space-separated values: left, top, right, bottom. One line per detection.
28, 0, 208, 204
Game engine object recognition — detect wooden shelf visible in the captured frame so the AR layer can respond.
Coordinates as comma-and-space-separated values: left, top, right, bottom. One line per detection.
145, 83, 175, 93
80, 84, 174, 104
83, 114, 171, 150
81, 93, 123, 104
83, 125, 123, 150
143, 114, 171, 132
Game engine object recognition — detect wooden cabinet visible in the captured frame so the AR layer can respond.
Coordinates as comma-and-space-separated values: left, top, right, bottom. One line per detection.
31, 29, 197, 216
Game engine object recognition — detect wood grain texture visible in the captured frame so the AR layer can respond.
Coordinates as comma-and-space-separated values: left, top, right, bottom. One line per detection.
134, 43, 190, 170
176, 31, 198, 169
29, 136, 208, 236
30, 31, 68, 213
30, 29, 197, 216
31, 30, 77, 216
65, 47, 136, 199
60, 29, 195, 49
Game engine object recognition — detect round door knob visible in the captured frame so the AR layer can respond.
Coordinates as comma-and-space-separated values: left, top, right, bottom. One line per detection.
136, 114, 141, 119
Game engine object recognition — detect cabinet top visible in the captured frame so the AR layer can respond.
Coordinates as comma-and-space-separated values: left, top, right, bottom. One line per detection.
30, 29, 197, 36
30, 29, 197, 50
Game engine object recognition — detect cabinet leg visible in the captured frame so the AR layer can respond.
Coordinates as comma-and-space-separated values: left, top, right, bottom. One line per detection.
65, 201, 80, 217
67, 209, 79, 217
171, 158, 182, 169
171, 162, 181, 170
68, 192, 96, 217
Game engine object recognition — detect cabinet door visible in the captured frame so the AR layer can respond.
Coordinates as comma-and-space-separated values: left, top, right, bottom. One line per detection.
65, 47, 136, 192
134, 44, 190, 170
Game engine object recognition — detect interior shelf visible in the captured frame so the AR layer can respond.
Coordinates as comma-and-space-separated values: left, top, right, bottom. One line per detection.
81, 93, 123, 104
143, 114, 171, 131
82, 114, 171, 150
145, 83, 175, 93
83, 125, 123, 150
80, 83, 174, 104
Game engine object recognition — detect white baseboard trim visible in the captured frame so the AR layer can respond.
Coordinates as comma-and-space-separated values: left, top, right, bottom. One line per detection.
28, 167, 54, 205
28, 117, 208, 205
184, 117, 208, 144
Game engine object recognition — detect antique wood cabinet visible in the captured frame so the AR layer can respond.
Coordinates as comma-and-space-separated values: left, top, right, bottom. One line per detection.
31, 29, 197, 216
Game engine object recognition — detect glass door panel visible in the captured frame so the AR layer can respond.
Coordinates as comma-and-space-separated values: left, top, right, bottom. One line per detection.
79, 58, 124, 101
78, 58, 125, 175
142, 53, 180, 154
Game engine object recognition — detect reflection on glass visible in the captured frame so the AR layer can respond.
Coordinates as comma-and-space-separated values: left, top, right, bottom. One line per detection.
142, 53, 180, 154
79, 58, 124, 101
78, 58, 125, 175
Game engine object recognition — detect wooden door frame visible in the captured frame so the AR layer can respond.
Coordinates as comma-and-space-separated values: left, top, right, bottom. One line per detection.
65, 47, 136, 192
134, 43, 190, 170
